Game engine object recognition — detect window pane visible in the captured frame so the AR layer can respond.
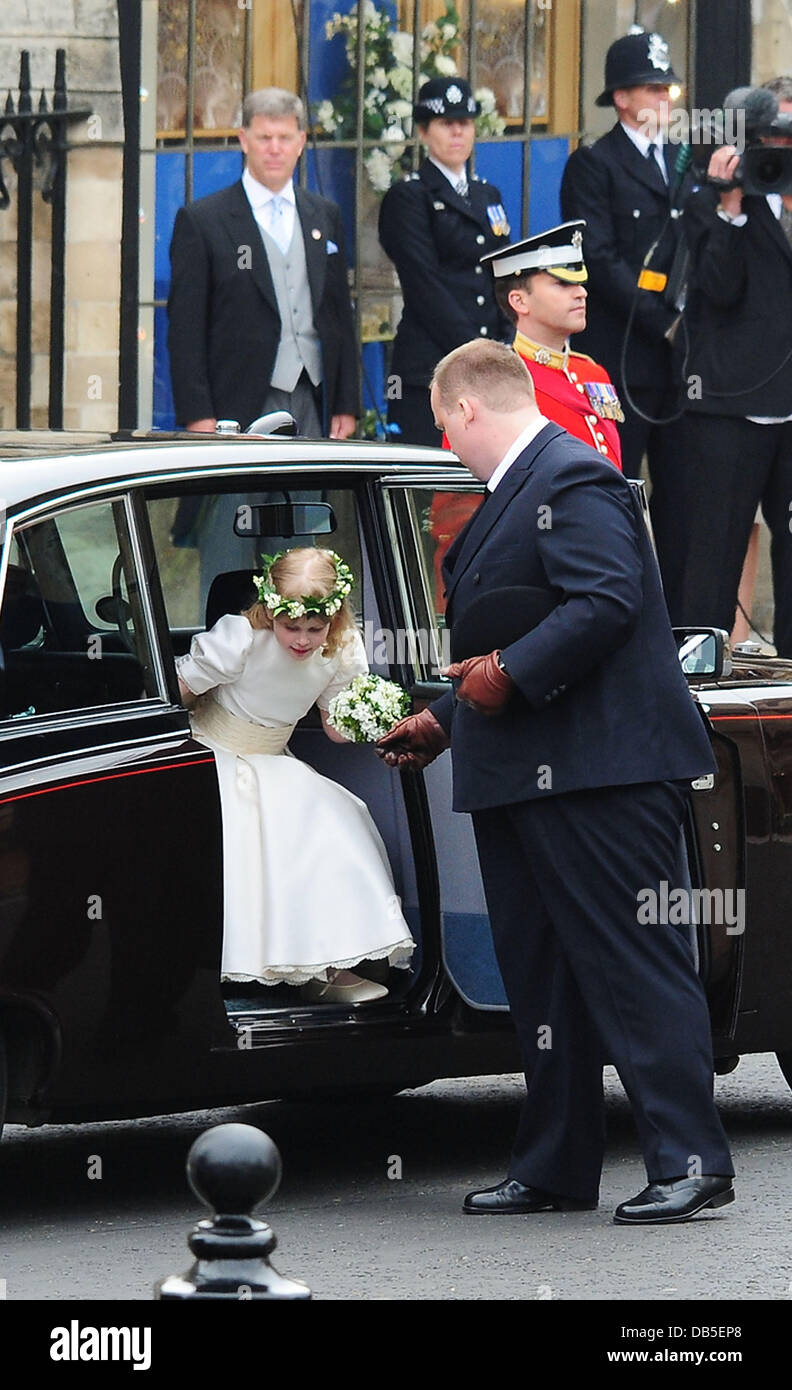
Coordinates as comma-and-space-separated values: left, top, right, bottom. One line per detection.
0, 500, 159, 722
147, 485, 364, 636
385, 485, 483, 677
157, 0, 246, 138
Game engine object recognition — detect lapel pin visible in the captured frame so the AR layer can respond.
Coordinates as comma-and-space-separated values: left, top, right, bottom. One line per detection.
312, 227, 322, 239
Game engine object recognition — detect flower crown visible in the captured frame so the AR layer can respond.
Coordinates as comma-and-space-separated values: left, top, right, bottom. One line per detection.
252, 550, 355, 620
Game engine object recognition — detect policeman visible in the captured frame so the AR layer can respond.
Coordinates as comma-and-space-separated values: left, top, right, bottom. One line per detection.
378, 76, 511, 445
482, 220, 624, 469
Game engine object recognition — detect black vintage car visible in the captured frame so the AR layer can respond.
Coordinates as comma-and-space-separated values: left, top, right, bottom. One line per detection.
0, 429, 791, 1136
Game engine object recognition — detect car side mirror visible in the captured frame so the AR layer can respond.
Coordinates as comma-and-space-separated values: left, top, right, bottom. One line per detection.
673, 628, 731, 680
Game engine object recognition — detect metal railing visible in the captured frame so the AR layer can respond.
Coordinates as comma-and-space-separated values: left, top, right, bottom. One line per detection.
0, 50, 90, 429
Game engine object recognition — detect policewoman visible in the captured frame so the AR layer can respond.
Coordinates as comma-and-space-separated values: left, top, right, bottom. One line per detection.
482, 220, 624, 470
378, 76, 511, 445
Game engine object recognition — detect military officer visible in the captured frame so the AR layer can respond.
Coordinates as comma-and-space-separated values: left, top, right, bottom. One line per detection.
482, 220, 624, 469
378, 76, 511, 445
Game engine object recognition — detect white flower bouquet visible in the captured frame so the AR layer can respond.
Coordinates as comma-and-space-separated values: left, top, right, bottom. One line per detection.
327, 673, 410, 743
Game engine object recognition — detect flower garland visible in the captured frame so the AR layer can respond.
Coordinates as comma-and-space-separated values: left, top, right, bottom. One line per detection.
253, 551, 355, 620
315, 1, 505, 193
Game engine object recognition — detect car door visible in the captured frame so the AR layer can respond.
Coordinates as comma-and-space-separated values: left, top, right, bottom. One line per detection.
379, 475, 510, 1011
0, 489, 226, 1118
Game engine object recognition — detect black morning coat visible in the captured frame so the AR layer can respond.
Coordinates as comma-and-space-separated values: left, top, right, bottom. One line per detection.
560, 123, 686, 391
167, 181, 359, 430
378, 160, 510, 388
682, 184, 792, 417
430, 423, 715, 813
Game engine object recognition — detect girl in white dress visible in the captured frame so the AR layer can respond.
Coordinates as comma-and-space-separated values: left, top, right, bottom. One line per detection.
176, 548, 415, 1004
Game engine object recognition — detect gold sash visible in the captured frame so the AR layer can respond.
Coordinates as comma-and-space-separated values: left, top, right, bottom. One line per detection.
191, 695, 295, 755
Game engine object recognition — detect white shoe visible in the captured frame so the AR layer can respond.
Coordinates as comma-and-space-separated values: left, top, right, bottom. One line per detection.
301, 971, 389, 1004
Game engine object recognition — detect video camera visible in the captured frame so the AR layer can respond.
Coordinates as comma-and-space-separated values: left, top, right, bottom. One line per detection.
700, 86, 792, 196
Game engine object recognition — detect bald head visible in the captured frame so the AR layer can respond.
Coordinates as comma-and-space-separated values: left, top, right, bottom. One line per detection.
430, 339, 542, 481
431, 339, 537, 412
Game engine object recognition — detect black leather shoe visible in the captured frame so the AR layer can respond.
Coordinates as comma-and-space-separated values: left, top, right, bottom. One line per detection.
614, 1176, 734, 1225
463, 1179, 597, 1214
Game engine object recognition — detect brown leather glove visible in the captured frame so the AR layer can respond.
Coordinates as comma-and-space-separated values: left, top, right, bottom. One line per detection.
376, 708, 450, 770
445, 650, 513, 716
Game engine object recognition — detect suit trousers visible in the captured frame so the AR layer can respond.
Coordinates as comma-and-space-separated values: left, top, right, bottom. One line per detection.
472, 780, 733, 1201
619, 386, 689, 623
679, 415, 792, 655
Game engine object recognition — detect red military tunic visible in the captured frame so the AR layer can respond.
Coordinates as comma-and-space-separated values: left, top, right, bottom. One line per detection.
513, 330, 623, 470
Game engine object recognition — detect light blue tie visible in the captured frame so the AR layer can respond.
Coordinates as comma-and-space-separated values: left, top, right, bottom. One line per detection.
268, 194, 290, 254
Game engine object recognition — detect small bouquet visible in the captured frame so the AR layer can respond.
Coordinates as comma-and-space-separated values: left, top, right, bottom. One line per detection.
327, 673, 410, 743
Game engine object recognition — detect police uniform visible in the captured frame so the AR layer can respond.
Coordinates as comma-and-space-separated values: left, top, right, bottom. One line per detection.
559, 30, 690, 618
378, 77, 511, 446
481, 222, 624, 470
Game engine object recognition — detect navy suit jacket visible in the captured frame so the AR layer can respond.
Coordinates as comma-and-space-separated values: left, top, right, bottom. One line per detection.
167, 180, 358, 430
430, 423, 715, 812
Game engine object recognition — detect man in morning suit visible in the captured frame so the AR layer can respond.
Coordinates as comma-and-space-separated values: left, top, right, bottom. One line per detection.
377, 339, 734, 1225
378, 77, 510, 446
167, 87, 358, 438
483, 220, 623, 469
560, 31, 689, 617
678, 79, 792, 655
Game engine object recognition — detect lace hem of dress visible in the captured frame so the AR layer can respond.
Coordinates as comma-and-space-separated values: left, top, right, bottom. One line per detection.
221, 937, 415, 987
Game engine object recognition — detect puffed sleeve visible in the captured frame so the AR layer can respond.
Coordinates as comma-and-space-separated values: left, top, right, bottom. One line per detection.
176, 613, 255, 695
315, 626, 369, 710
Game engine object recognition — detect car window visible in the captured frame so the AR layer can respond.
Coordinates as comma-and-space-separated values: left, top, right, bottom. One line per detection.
384, 485, 483, 679
0, 497, 160, 723
146, 485, 363, 636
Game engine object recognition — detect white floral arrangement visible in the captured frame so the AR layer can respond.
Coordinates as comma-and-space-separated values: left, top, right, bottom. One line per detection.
315, 0, 505, 193
327, 673, 410, 743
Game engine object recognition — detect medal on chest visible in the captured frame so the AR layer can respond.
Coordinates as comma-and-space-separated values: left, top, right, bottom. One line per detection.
486, 203, 510, 236
583, 380, 624, 422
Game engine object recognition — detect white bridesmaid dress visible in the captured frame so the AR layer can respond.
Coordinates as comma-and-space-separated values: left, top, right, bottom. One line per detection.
176, 614, 415, 985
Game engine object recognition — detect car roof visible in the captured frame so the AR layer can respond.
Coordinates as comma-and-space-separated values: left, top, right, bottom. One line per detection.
0, 437, 470, 515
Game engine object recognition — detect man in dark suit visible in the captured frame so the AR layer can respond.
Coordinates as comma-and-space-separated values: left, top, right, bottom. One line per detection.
678, 81, 792, 655
560, 31, 688, 617
378, 339, 734, 1224
167, 87, 358, 438
378, 77, 510, 446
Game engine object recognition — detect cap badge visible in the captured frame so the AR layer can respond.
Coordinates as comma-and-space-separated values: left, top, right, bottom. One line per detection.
647, 34, 670, 72
572, 229, 583, 249
446, 83, 464, 104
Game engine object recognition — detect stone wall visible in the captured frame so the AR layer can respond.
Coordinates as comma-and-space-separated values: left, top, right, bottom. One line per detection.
0, 0, 122, 431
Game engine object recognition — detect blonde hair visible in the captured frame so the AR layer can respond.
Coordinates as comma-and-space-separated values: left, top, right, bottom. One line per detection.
243, 548, 356, 658
431, 339, 536, 412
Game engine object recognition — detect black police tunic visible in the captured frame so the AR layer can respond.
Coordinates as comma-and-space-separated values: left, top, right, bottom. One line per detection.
378, 159, 511, 391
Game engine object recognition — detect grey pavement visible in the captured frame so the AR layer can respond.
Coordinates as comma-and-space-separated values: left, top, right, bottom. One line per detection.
0, 1052, 790, 1302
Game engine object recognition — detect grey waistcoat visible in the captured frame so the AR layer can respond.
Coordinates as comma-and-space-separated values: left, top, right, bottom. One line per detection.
259, 218, 323, 392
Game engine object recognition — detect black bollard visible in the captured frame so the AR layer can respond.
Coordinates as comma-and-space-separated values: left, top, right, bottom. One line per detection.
155, 1122, 311, 1299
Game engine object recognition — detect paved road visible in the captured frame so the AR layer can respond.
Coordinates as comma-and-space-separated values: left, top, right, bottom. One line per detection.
1, 1052, 791, 1302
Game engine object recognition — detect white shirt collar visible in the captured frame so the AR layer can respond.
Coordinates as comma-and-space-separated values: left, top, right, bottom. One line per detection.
767, 192, 783, 219
429, 156, 469, 190
487, 415, 550, 493
619, 120, 663, 158
242, 166, 296, 209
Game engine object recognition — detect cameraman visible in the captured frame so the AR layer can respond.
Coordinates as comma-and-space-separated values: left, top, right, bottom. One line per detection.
679, 77, 792, 654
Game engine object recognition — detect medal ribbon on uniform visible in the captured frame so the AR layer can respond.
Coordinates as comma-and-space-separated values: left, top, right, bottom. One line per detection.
583, 381, 624, 423
486, 204, 510, 236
